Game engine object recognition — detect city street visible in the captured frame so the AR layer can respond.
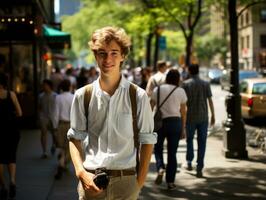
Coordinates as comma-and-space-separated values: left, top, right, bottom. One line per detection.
11, 126, 266, 200
2, 83, 264, 200
1, 0, 266, 199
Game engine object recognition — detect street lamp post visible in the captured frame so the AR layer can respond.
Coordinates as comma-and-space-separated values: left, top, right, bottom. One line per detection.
222, 0, 248, 159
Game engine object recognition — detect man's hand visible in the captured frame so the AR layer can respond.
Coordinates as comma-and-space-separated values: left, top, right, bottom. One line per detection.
210, 115, 215, 126
180, 129, 186, 139
78, 170, 103, 196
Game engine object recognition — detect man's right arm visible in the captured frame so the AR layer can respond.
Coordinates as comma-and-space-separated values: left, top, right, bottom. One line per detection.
68, 88, 101, 195
69, 138, 101, 194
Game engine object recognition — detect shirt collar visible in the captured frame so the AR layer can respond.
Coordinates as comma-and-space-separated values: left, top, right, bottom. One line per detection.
94, 74, 128, 96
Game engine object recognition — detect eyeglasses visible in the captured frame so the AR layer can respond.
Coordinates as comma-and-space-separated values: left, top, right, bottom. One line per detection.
96, 50, 121, 59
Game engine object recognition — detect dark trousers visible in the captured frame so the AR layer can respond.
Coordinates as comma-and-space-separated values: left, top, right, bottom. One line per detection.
154, 117, 182, 183
186, 121, 208, 171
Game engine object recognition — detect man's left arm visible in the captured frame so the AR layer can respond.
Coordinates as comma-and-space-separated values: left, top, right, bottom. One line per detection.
137, 144, 153, 188
208, 97, 215, 126
136, 89, 157, 188
206, 83, 215, 126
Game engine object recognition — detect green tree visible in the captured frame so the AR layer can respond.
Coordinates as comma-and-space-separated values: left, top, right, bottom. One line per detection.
62, 0, 134, 64
148, 0, 204, 66
195, 34, 227, 66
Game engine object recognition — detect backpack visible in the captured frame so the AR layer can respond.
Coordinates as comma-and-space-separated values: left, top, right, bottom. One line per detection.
83, 83, 140, 171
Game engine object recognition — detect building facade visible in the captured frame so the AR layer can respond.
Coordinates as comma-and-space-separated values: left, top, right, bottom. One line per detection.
238, 3, 266, 71
209, 3, 266, 72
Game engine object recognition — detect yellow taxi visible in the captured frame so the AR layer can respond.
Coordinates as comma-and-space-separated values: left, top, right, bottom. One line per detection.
240, 78, 266, 119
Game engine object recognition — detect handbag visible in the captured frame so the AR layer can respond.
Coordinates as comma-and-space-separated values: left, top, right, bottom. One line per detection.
154, 85, 178, 132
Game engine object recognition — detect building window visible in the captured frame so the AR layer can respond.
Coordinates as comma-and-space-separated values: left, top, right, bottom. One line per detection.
261, 9, 266, 22
247, 35, 250, 49
261, 35, 266, 48
241, 14, 244, 27
241, 36, 245, 49
246, 12, 249, 25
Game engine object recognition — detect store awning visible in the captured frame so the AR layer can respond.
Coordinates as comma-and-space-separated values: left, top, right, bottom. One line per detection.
43, 25, 71, 49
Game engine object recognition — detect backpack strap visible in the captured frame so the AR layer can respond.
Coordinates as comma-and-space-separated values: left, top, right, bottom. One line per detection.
129, 83, 140, 173
84, 84, 93, 131
129, 83, 139, 149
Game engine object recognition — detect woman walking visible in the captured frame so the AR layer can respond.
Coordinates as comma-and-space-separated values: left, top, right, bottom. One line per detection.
151, 69, 187, 190
0, 73, 22, 200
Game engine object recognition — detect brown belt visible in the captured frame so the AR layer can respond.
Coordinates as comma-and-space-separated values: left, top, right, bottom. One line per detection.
87, 169, 136, 177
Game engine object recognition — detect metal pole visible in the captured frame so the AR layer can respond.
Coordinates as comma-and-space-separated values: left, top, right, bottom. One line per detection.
222, 0, 248, 159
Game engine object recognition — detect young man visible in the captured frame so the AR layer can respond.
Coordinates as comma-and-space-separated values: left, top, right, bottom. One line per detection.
67, 27, 157, 200
182, 64, 215, 178
145, 60, 168, 97
53, 79, 74, 179
38, 79, 57, 158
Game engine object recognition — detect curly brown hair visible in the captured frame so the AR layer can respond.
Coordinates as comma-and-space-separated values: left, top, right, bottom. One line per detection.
88, 26, 131, 57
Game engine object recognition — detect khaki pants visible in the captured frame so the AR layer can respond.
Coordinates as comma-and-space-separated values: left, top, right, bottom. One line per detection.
77, 175, 140, 200
55, 121, 71, 165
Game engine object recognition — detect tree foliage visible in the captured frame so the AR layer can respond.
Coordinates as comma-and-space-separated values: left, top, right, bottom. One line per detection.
62, 0, 134, 63
195, 34, 227, 66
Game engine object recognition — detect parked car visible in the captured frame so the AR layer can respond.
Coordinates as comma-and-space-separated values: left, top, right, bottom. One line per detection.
208, 68, 223, 84
240, 78, 266, 119
220, 70, 261, 90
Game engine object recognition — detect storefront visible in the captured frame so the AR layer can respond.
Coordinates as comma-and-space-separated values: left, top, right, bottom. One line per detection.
0, 0, 71, 127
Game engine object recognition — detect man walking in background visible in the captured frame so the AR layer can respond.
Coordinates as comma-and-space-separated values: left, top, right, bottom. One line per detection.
182, 64, 215, 178
38, 79, 57, 159
53, 79, 74, 180
145, 60, 167, 97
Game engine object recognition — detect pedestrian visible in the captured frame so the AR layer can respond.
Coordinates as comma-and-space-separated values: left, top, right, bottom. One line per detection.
53, 79, 74, 180
151, 69, 187, 190
146, 60, 167, 97
38, 79, 57, 159
0, 72, 22, 200
76, 67, 89, 89
67, 26, 157, 200
140, 67, 152, 90
182, 64, 215, 178
50, 66, 64, 93
87, 66, 99, 84
65, 68, 77, 93
180, 64, 189, 81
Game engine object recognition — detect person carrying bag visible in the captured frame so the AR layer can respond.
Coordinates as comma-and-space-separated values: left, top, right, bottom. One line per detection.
153, 85, 178, 132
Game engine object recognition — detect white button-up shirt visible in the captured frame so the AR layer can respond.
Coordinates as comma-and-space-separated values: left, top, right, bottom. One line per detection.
146, 71, 166, 97
67, 75, 157, 170
53, 91, 74, 128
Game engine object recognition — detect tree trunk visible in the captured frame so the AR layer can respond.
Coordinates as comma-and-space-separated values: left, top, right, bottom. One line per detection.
185, 33, 193, 66
153, 32, 160, 71
146, 32, 153, 67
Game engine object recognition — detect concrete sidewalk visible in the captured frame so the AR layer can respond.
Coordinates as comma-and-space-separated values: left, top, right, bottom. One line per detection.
11, 129, 266, 200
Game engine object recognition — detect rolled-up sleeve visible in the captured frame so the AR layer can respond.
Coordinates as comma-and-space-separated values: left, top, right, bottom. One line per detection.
67, 87, 87, 141
137, 88, 157, 144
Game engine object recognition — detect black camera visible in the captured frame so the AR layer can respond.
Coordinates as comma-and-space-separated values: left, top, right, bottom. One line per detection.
93, 168, 110, 190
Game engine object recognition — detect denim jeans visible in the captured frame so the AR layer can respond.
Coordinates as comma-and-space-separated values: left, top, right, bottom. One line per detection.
154, 117, 182, 183
186, 121, 208, 171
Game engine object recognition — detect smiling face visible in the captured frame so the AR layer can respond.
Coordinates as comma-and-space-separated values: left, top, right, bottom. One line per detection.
95, 40, 125, 75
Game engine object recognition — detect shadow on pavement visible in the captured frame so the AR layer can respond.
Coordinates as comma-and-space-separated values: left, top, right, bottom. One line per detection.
140, 167, 266, 200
